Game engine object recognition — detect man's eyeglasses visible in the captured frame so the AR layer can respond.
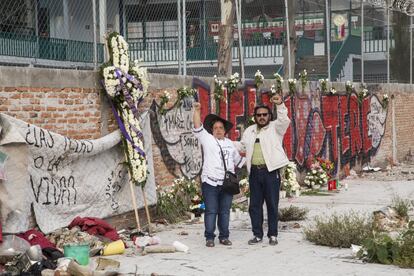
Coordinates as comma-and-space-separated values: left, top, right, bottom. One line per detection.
255, 113, 269, 117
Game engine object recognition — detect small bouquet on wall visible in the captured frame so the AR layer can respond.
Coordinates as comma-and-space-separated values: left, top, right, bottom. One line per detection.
158, 90, 171, 115
358, 85, 368, 103
254, 70, 264, 89
273, 72, 284, 94
329, 88, 337, 95
226, 72, 240, 95
213, 75, 225, 102
287, 78, 297, 96
281, 162, 301, 197
177, 87, 196, 102
345, 80, 354, 94
298, 69, 308, 92
100, 32, 149, 187
319, 78, 329, 94
381, 94, 389, 109
304, 161, 329, 189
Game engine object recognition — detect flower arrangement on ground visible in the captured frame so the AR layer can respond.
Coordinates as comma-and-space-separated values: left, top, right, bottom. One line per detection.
100, 32, 149, 186
315, 157, 334, 179
273, 72, 284, 94
345, 81, 354, 94
254, 70, 264, 88
381, 94, 389, 109
298, 69, 308, 92
319, 78, 329, 93
281, 162, 301, 197
156, 177, 203, 222
288, 78, 297, 95
226, 72, 240, 95
304, 161, 329, 189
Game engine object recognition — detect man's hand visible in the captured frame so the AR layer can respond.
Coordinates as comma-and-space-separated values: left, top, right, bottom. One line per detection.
193, 102, 201, 111
271, 94, 283, 105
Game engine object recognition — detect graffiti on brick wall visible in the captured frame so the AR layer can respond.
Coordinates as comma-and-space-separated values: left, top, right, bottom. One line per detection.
151, 78, 388, 177
150, 93, 203, 179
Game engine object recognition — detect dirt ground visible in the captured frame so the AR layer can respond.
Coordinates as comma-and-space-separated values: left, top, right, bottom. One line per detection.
94, 177, 414, 276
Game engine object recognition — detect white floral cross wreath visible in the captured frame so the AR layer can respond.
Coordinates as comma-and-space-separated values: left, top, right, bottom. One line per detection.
101, 32, 149, 186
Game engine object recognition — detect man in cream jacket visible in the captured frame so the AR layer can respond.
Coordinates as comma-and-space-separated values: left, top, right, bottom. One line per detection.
236, 94, 290, 246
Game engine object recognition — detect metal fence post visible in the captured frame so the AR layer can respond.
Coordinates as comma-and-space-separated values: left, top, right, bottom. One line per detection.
182, 0, 187, 76
326, 0, 330, 81
235, 0, 244, 81
177, 0, 182, 75
284, 0, 291, 79
361, 1, 364, 84
92, 0, 98, 68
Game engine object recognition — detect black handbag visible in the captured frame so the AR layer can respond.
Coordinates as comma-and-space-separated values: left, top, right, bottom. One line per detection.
217, 141, 240, 195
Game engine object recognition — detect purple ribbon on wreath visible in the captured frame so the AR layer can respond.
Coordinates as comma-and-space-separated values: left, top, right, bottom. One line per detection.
101, 71, 146, 158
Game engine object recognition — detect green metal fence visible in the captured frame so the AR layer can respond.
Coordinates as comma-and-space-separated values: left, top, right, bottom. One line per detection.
0, 32, 104, 63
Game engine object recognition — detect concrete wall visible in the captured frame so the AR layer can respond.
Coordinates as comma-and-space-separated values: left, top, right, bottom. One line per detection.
1, 66, 414, 188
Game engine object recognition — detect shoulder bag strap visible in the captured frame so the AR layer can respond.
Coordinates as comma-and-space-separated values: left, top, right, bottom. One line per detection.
215, 139, 228, 172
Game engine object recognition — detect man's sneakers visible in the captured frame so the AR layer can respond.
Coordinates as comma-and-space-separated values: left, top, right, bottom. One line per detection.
219, 239, 232, 246
248, 236, 263, 245
248, 236, 278, 245
269, 236, 278, 246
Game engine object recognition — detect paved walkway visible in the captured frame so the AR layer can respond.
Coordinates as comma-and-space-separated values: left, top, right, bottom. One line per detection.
107, 180, 414, 275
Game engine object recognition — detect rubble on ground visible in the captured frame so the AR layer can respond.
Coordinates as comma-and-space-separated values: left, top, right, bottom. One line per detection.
345, 163, 414, 182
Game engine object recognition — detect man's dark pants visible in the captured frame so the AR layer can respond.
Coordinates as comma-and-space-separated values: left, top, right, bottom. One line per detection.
248, 166, 280, 239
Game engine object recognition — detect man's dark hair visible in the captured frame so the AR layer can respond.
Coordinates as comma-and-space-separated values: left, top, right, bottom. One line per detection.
253, 105, 273, 120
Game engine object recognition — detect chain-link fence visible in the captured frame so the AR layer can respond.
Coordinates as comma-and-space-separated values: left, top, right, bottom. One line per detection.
0, 0, 413, 83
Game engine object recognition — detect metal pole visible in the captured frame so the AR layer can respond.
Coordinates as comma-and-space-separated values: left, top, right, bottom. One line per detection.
182, 0, 187, 76
203, 0, 207, 60
177, 0, 182, 75
325, 0, 331, 81
361, 1, 364, 83
92, 0, 98, 68
387, 7, 390, 84
411, 16, 413, 84
284, 0, 291, 78
235, 0, 245, 81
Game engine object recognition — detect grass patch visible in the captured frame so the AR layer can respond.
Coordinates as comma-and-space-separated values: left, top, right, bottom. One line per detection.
391, 195, 413, 219
304, 212, 374, 248
279, 205, 308, 221
300, 190, 332, 196
359, 221, 414, 268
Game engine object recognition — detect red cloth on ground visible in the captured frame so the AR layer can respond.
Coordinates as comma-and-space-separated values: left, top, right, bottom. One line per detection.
68, 217, 119, 241
17, 229, 56, 249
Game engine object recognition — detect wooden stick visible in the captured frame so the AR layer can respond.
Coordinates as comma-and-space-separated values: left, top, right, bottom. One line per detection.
141, 186, 152, 234
128, 176, 141, 231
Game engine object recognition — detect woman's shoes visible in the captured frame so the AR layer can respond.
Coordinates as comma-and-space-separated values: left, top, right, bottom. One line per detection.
205, 239, 232, 247
206, 240, 215, 247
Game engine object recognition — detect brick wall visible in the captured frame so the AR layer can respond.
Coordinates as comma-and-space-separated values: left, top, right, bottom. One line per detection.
1, 66, 414, 189
0, 87, 105, 139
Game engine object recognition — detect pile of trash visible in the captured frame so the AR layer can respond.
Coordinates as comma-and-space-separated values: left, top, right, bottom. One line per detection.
0, 216, 190, 275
